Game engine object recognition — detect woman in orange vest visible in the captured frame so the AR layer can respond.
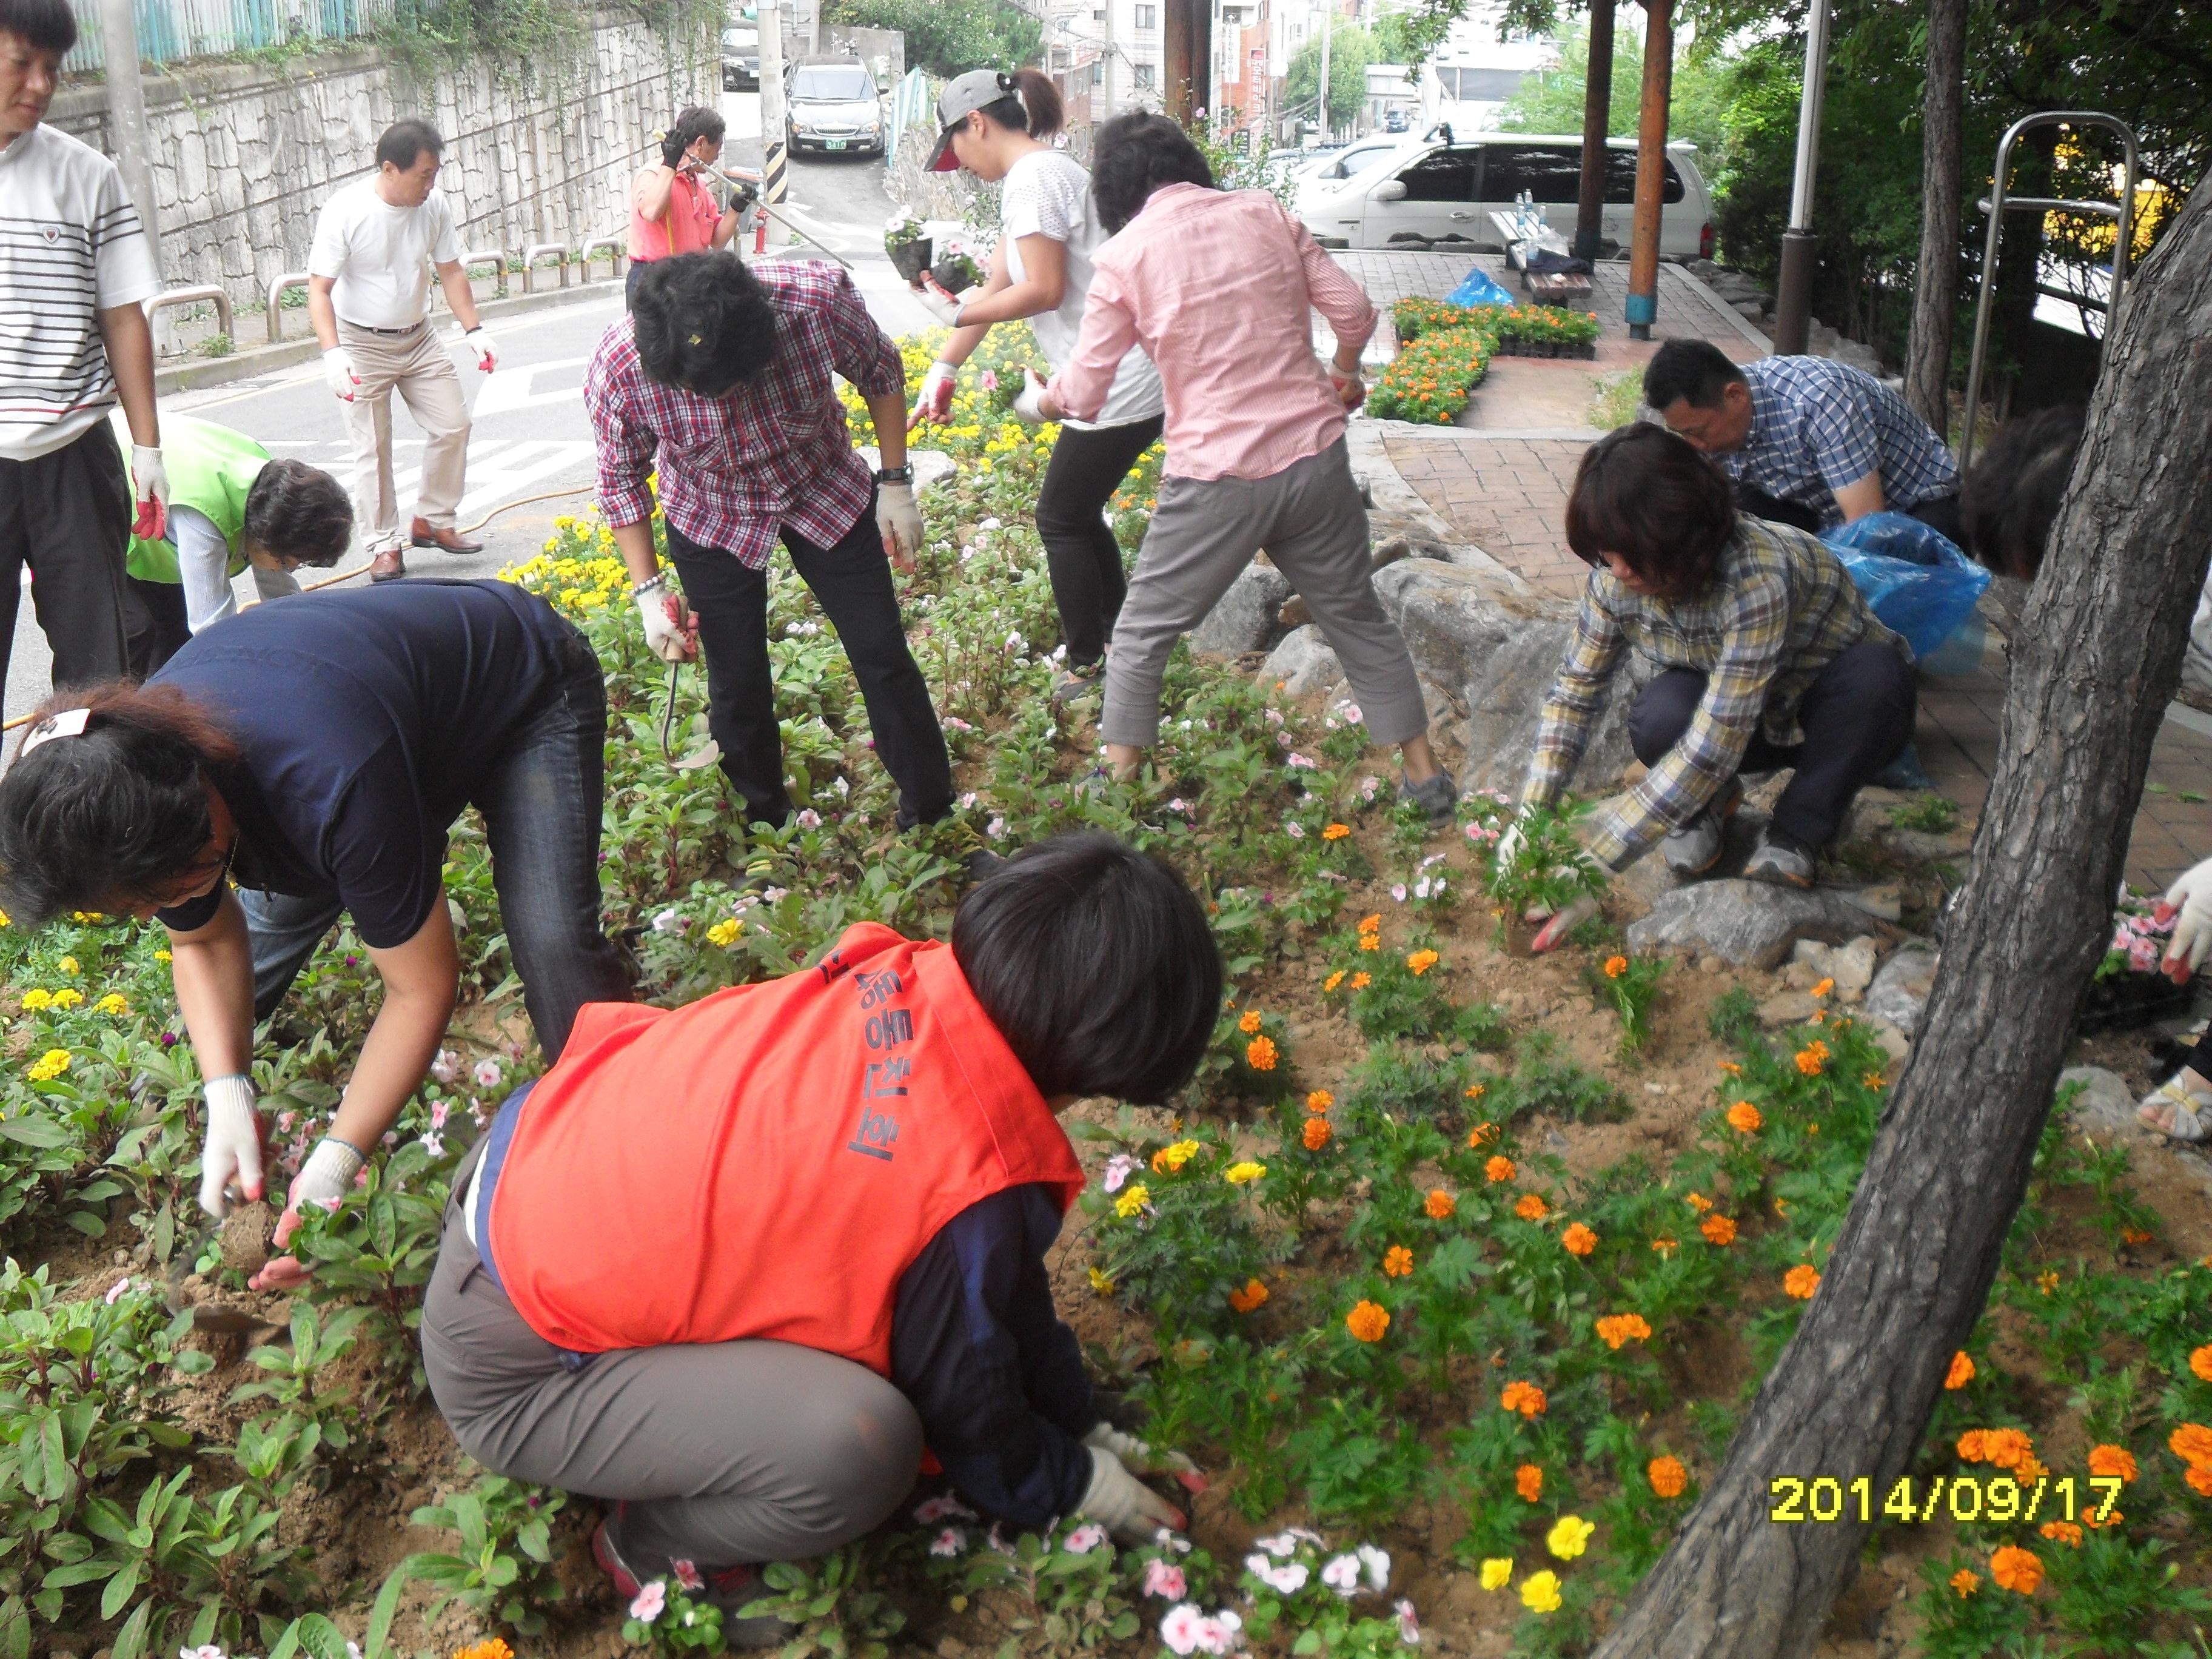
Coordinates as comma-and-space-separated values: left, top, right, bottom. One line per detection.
421, 834, 1219, 1638
628, 106, 743, 306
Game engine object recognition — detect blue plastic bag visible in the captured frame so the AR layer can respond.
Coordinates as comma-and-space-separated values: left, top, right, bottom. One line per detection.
1444, 266, 1517, 309
1820, 512, 1991, 659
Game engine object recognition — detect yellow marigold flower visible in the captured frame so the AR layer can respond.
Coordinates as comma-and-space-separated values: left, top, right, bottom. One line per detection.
1349, 972, 1371, 988
1603, 955, 1627, 978
1727, 1101, 1763, 1133
1114, 1184, 1150, 1218
2039, 1520, 2082, 1547
1087, 1266, 1116, 1295
1783, 1264, 1820, 1299
1479, 1557, 1513, 1591
26, 1048, 70, 1082
2037, 1268, 2060, 1295
705, 918, 743, 947
1153, 1139, 1201, 1173
153, 950, 172, 963
1322, 823, 1351, 840
1795, 1039, 1829, 1076
1229, 1278, 1269, 1312
1519, 1570, 1562, 1613
1245, 1036, 1278, 1070
2088, 1444, 2137, 1482
49, 990, 81, 1010
1324, 970, 1346, 993
1304, 1116, 1333, 1150
95, 994, 128, 1016
0, 908, 10, 926
1951, 1569, 1980, 1597
1701, 1213, 1737, 1246
1647, 1455, 1687, 1498
1406, 948, 1439, 976
1346, 1299, 1390, 1342
1595, 1313, 1651, 1350
1989, 1545, 2042, 1595
1224, 1161, 1266, 1185
1305, 1090, 1334, 1113
1945, 1351, 1976, 1390
1383, 1245, 1414, 1278
1515, 1463, 1542, 1500
1425, 1188, 1456, 1218
1561, 1222, 1598, 1257
1238, 1010, 1263, 1034
1500, 1381, 1546, 1417
1546, 1515, 1593, 1560
1515, 1191, 1549, 1221
56, 956, 76, 975
18, 990, 51, 1011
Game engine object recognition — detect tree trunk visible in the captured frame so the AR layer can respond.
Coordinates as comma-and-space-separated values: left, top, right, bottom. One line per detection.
1902, 0, 1966, 434
1589, 176, 2212, 1659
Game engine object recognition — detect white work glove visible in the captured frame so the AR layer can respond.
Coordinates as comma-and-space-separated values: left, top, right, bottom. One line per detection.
1494, 808, 1533, 870
130, 445, 169, 541
465, 326, 497, 373
2159, 857, 2212, 983
1083, 1422, 1201, 1485
911, 360, 957, 426
913, 275, 966, 327
876, 480, 923, 570
1079, 1446, 1185, 1544
198, 1075, 266, 1218
1011, 367, 1050, 426
633, 574, 697, 663
291, 1135, 366, 1213
322, 346, 361, 403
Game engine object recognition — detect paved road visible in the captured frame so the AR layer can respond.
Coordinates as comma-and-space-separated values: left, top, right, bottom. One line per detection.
4, 128, 933, 725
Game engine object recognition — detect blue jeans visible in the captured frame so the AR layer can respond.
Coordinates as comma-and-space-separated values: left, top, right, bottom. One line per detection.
240, 628, 629, 1062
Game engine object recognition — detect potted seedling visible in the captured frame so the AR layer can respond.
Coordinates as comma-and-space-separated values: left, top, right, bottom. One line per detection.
885, 210, 932, 284
931, 247, 984, 295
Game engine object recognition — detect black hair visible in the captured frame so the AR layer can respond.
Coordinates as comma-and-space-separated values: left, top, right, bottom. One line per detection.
952, 832, 1221, 1104
0, 684, 238, 927
1564, 423, 1740, 600
630, 252, 779, 397
375, 119, 444, 173
974, 67, 1065, 142
1642, 337, 1748, 413
1090, 112, 1215, 234
665, 104, 727, 161
0, 0, 76, 54
1960, 404, 2085, 581
243, 459, 352, 568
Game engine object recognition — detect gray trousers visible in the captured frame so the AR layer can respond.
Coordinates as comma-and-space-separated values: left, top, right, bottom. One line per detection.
420, 1141, 924, 1574
1101, 437, 1428, 750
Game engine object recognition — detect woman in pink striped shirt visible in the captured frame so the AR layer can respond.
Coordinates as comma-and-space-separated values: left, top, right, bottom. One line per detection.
1028, 114, 1453, 824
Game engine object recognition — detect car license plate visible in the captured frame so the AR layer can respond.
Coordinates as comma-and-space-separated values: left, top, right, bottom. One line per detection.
825, 139, 847, 150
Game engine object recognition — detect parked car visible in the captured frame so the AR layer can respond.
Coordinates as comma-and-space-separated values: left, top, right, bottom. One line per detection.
721, 25, 758, 91
786, 59, 885, 158
1384, 106, 1410, 133
1290, 133, 1425, 213
1298, 133, 1714, 260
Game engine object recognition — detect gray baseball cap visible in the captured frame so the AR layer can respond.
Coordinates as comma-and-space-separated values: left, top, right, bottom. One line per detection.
926, 69, 1017, 172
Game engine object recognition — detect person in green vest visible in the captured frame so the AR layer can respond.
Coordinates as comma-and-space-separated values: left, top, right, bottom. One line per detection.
112, 411, 355, 671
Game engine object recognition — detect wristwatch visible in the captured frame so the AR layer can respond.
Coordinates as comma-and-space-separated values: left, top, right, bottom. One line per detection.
876, 464, 913, 484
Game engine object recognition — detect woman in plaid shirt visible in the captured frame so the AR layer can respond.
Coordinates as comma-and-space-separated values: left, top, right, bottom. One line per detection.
1515, 424, 1915, 940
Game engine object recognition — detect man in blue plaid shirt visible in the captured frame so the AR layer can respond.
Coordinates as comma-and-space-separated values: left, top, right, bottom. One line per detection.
1644, 341, 1960, 542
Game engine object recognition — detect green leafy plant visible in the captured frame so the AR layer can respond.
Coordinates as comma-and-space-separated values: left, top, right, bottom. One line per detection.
738, 1543, 905, 1659
393, 1472, 566, 1635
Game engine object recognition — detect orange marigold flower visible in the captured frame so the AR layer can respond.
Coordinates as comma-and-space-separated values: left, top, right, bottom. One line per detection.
1647, 1455, 1687, 1498
1700, 1214, 1737, 1246
2088, 1444, 2137, 1483
2168, 1423, 2212, 1468
1246, 1036, 1279, 1070
1515, 1463, 1543, 1501
2083, 1504, 2125, 1529
1795, 1040, 1830, 1076
1322, 823, 1351, 840
1604, 955, 1627, 978
1304, 1116, 1333, 1150
1783, 1264, 1820, 1299
1982, 1428, 2034, 1472
1426, 1188, 1456, 1218
456, 1642, 516, 1659
1407, 948, 1441, 976
1515, 1192, 1550, 1222
1349, 971, 1372, 988
1950, 1569, 1980, 1598
2039, 1520, 2083, 1547
2122, 1226, 2153, 1245
1727, 1101, 1764, 1134
1945, 1351, 1976, 1390
1229, 1278, 1269, 1313
1989, 1546, 2042, 1595
1238, 1010, 1262, 1034
1562, 1222, 1598, 1257
1306, 1090, 1335, 1113
1358, 914, 1382, 934
1863, 1071, 1885, 1088
1595, 1313, 1651, 1350
1485, 1155, 1517, 1183
1684, 1190, 1714, 1212
2188, 1466, 2212, 1497
1957, 1430, 1989, 1463
1324, 970, 1346, 993
1717, 1061, 1743, 1076
1500, 1381, 1547, 1417
1358, 934, 1381, 952
1383, 1245, 1415, 1278
1346, 1299, 1390, 1342
1466, 1085, 1488, 1102
1651, 1236, 1679, 1256
1811, 977, 1834, 998
2192, 1345, 2212, 1382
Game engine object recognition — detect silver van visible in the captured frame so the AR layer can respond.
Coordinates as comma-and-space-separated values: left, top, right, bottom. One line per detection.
1299, 133, 1714, 261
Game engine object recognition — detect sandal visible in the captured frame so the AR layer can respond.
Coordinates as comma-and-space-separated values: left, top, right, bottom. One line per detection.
2137, 1074, 2212, 1141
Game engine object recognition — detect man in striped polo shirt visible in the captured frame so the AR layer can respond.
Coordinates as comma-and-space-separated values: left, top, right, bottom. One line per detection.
0, 0, 172, 707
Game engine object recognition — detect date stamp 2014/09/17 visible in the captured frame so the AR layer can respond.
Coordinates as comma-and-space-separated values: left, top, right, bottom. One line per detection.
1769, 1475, 2123, 1526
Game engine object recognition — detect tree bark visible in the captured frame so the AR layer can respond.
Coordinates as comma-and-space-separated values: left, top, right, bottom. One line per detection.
1903, 0, 1966, 434
1589, 178, 2212, 1659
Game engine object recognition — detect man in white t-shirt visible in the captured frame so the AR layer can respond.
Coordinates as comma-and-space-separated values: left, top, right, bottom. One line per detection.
0, 0, 172, 709
309, 119, 498, 580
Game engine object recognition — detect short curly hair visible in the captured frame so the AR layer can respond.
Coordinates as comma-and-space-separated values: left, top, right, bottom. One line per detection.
1089, 112, 1215, 234
1564, 423, 1738, 600
243, 459, 352, 567
630, 253, 780, 398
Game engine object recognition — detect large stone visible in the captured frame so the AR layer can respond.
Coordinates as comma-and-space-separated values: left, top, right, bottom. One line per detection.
1624, 880, 1886, 970
1259, 625, 1344, 699
1191, 563, 1295, 655
1865, 944, 1939, 1036
1781, 934, 1878, 1001
2058, 1065, 2137, 1139
1370, 558, 1648, 791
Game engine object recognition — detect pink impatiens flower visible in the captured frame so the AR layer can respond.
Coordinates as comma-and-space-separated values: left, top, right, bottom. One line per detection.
629, 1580, 667, 1622
1161, 1604, 1205, 1655
104, 1278, 131, 1304
1142, 1559, 1187, 1599
930, 1527, 967, 1557
672, 1559, 704, 1590
914, 1495, 977, 1523
1394, 1599, 1420, 1646
1064, 1523, 1108, 1553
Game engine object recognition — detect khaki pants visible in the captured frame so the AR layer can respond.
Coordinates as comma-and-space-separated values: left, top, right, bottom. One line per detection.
338, 318, 471, 554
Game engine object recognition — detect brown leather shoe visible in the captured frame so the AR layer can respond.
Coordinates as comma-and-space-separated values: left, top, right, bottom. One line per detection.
411, 517, 483, 554
367, 548, 407, 583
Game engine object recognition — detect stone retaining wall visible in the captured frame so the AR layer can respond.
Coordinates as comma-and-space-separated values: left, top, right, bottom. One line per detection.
50, 12, 716, 310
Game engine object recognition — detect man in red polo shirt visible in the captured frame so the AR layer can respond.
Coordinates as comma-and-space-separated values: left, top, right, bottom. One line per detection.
421, 834, 1219, 1635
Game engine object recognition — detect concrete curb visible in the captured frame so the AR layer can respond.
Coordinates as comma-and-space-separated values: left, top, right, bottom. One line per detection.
1343, 418, 1535, 594
1659, 262, 1775, 356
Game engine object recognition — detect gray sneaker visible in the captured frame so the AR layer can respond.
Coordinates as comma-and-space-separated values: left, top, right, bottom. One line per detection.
1743, 828, 1817, 888
1050, 660, 1104, 703
1661, 807, 1727, 876
1398, 768, 1459, 827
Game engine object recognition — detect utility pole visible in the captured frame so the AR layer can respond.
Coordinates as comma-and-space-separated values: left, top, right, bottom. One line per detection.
1102, 0, 1116, 124
1573, 0, 1615, 261
1624, 0, 1672, 340
1772, 0, 1832, 354
757, 0, 789, 252
96, 0, 166, 332
1317, 2, 1330, 143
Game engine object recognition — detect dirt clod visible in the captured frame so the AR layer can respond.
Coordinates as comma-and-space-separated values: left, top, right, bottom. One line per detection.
219, 1201, 275, 1275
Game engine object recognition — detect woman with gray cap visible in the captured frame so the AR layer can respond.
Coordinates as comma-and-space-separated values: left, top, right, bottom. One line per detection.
907, 69, 1165, 705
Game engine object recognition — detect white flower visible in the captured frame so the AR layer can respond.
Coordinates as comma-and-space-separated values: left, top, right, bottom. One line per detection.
1391, 884, 1409, 903
1161, 1604, 1205, 1656
1321, 1554, 1362, 1594
762, 886, 789, 903
1285, 753, 1317, 770
431, 1048, 463, 1085
1195, 1609, 1244, 1654
1252, 1533, 1299, 1558
1103, 1153, 1141, 1193
960, 791, 979, 807
420, 1131, 444, 1157
833, 777, 850, 797
1394, 1598, 1420, 1645
1167, 798, 1193, 816
1359, 1544, 1391, 1591
797, 809, 823, 829
980, 517, 1002, 531
182, 1646, 226, 1659
1244, 1555, 1308, 1594
1360, 776, 1381, 800
1156, 1526, 1193, 1552
630, 1580, 667, 1622
1264, 708, 1284, 725
1064, 1522, 1108, 1553
930, 1526, 967, 1556
914, 1495, 978, 1523
474, 1057, 503, 1088
106, 1277, 132, 1305
1287, 822, 1305, 839
947, 720, 974, 734
1342, 703, 1363, 723
651, 907, 688, 935
987, 817, 1006, 840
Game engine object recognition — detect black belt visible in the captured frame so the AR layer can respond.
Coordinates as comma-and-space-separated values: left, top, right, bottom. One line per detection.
339, 318, 426, 335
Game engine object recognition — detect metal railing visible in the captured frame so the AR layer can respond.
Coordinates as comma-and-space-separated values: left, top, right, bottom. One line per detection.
457, 247, 511, 300
519, 242, 569, 293
144, 283, 231, 345
63, 0, 398, 75
265, 270, 312, 343
576, 233, 627, 281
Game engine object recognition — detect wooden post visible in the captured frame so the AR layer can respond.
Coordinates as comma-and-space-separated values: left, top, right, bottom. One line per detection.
1624, 0, 1672, 339
1164, 0, 1209, 122
1574, 0, 1615, 262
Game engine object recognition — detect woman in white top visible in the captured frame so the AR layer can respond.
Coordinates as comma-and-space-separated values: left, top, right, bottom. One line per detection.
909, 70, 1166, 702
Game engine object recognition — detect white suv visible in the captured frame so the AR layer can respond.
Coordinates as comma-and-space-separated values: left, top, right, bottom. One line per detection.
1299, 133, 1714, 261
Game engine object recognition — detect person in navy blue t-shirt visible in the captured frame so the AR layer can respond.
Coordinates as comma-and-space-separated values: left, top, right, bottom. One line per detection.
0, 580, 630, 1289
